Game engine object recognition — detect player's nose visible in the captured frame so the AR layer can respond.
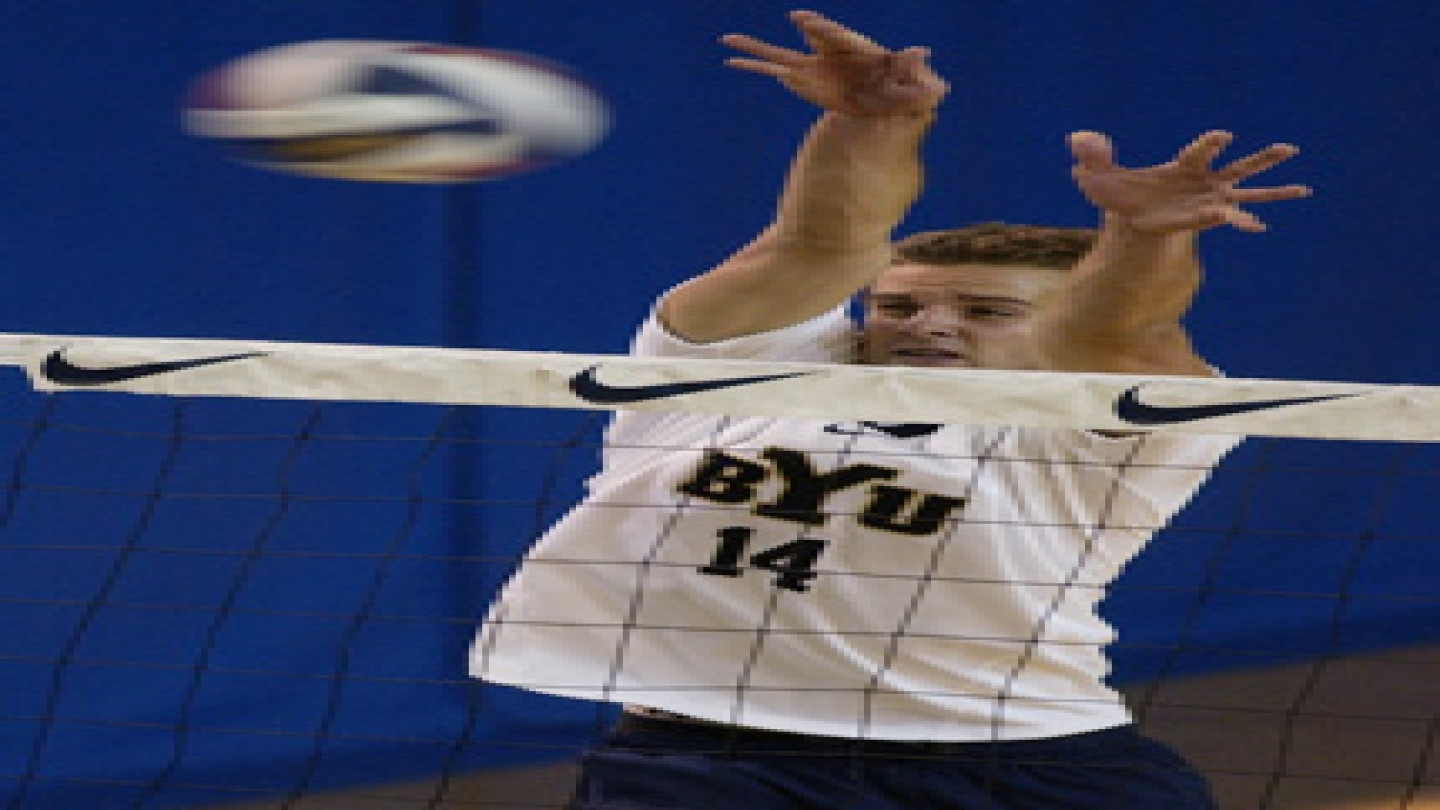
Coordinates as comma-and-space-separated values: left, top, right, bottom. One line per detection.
906, 306, 963, 335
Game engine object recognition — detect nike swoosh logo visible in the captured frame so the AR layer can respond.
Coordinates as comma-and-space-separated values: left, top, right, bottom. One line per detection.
41, 349, 266, 386
824, 421, 941, 439
569, 365, 814, 404
1115, 384, 1360, 426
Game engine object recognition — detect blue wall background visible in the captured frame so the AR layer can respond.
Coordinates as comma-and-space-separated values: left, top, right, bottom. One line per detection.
1, 2, 1437, 807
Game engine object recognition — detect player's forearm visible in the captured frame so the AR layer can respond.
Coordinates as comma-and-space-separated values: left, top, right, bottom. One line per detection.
1065, 219, 1202, 328
1038, 218, 1210, 374
659, 110, 932, 343
770, 110, 932, 251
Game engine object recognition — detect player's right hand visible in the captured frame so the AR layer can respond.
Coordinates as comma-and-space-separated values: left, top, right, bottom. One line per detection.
721, 10, 948, 117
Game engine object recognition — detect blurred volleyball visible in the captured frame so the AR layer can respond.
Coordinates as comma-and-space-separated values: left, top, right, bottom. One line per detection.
183, 41, 609, 182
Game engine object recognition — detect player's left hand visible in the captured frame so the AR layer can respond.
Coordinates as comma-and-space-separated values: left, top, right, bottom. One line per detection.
1068, 130, 1312, 233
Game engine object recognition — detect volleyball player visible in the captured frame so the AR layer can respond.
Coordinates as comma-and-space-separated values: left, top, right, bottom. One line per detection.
473, 10, 1311, 809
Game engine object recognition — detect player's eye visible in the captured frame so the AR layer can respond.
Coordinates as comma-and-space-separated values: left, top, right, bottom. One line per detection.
967, 305, 1020, 319
875, 302, 919, 317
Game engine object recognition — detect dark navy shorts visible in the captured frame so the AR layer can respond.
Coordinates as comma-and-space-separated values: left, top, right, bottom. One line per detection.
567, 713, 1214, 810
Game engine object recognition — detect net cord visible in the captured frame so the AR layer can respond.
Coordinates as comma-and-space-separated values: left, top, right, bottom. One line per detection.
1, 332, 1436, 441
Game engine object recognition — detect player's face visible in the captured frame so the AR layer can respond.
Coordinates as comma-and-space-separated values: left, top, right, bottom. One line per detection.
858, 262, 1063, 370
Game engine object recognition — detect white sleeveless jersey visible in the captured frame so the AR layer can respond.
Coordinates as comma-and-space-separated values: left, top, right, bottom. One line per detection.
473, 305, 1240, 742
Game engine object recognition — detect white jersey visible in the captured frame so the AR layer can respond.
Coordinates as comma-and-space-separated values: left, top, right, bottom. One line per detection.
473, 304, 1240, 742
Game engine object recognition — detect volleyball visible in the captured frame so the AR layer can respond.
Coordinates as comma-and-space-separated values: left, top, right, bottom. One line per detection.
182, 40, 610, 183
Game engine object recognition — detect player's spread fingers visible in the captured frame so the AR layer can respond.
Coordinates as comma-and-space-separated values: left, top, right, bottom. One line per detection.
1216, 143, 1300, 181
1188, 206, 1231, 230
893, 45, 932, 68
892, 47, 944, 88
790, 10, 882, 53
1068, 131, 1117, 172
723, 57, 793, 80
1228, 184, 1313, 204
1175, 130, 1234, 171
720, 34, 808, 66
1224, 207, 1268, 232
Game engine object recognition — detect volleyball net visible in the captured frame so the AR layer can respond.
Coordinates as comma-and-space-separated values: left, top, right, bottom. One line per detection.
1, 332, 1437, 809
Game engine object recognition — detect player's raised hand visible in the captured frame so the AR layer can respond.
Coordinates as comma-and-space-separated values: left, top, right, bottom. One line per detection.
1068, 130, 1312, 234
720, 10, 947, 117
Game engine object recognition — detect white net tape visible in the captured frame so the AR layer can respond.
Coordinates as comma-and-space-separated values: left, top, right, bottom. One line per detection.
2, 332, 1435, 441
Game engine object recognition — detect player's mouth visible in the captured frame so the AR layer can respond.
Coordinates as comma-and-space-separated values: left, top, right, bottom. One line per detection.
890, 347, 965, 367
